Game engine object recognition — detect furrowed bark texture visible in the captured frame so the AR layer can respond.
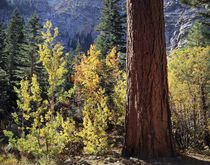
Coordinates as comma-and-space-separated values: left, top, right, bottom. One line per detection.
123, 0, 174, 159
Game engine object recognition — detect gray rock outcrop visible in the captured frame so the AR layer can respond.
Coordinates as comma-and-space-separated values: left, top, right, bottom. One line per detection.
0, 0, 198, 51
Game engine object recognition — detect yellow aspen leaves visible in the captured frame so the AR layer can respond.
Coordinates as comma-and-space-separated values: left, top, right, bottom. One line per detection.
4, 21, 77, 157
168, 46, 209, 140
74, 45, 126, 154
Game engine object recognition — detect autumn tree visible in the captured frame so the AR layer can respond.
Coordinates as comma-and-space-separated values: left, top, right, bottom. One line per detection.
4, 21, 77, 158
168, 46, 210, 148
123, 0, 174, 159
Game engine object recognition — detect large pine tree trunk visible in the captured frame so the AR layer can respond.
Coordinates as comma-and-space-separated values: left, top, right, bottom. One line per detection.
122, 0, 174, 159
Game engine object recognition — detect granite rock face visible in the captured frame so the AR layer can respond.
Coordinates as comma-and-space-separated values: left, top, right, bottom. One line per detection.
164, 0, 198, 50
0, 0, 197, 51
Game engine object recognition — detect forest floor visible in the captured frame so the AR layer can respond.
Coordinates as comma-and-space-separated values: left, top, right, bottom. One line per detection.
0, 126, 209, 165
56, 127, 210, 165
61, 147, 210, 165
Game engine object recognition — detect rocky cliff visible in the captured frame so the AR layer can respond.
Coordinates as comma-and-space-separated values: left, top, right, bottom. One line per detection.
0, 0, 197, 51
164, 0, 198, 50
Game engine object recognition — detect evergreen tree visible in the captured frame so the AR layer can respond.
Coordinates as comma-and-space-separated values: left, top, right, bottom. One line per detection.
0, 24, 9, 118
27, 12, 47, 90
74, 39, 83, 56
65, 39, 83, 90
70, 31, 93, 53
5, 9, 29, 109
84, 32, 94, 51
181, 0, 209, 7
186, 21, 210, 47
0, 24, 7, 70
123, 0, 174, 159
181, 0, 210, 46
95, 0, 126, 57
0, 69, 9, 118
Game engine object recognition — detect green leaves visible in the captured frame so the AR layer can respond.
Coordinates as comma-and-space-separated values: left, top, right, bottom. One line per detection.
95, 0, 126, 57
4, 21, 77, 158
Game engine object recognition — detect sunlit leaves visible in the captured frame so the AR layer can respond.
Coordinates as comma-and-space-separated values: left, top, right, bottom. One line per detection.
168, 46, 209, 148
4, 21, 76, 158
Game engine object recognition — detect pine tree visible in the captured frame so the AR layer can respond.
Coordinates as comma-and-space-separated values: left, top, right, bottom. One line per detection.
5, 9, 29, 109
74, 39, 82, 56
27, 12, 47, 90
0, 69, 9, 118
186, 21, 210, 47
123, 0, 174, 159
70, 31, 94, 53
95, 0, 126, 57
181, 0, 210, 46
0, 24, 7, 70
0, 24, 9, 118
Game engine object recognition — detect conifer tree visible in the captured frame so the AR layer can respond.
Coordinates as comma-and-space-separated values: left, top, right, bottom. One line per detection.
0, 24, 9, 118
95, 0, 126, 57
74, 39, 82, 56
0, 24, 7, 70
27, 12, 47, 89
0, 69, 9, 118
123, 0, 174, 159
4, 21, 77, 157
5, 9, 29, 108
71, 32, 93, 53
181, 0, 210, 46
187, 21, 210, 47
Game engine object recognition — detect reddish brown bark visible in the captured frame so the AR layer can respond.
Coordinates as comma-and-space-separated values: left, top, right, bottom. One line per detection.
123, 0, 174, 159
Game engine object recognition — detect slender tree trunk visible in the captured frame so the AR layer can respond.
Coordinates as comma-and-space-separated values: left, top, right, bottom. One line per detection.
193, 96, 197, 143
30, 50, 35, 79
123, 0, 174, 159
200, 84, 209, 146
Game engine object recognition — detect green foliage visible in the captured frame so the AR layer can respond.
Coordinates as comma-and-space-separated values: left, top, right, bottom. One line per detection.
104, 47, 126, 125
95, 0, 126, 57
180, 0, 210, 7
5, 9, 29, 109
74, 39, 83, 56
70, 31, 94, 53
4, 21, 77, 158
0, 24, 7, 70
0, 24, 9, 118
187, 21, 210, 47
1, 14, 127, 158
0, 10, 48, 125
27, 12, 47, 90
181, 0, 210, 47
0, 69, 9, 114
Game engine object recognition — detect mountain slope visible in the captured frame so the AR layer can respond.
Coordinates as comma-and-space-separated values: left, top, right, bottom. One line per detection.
0, 0, 198, 50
